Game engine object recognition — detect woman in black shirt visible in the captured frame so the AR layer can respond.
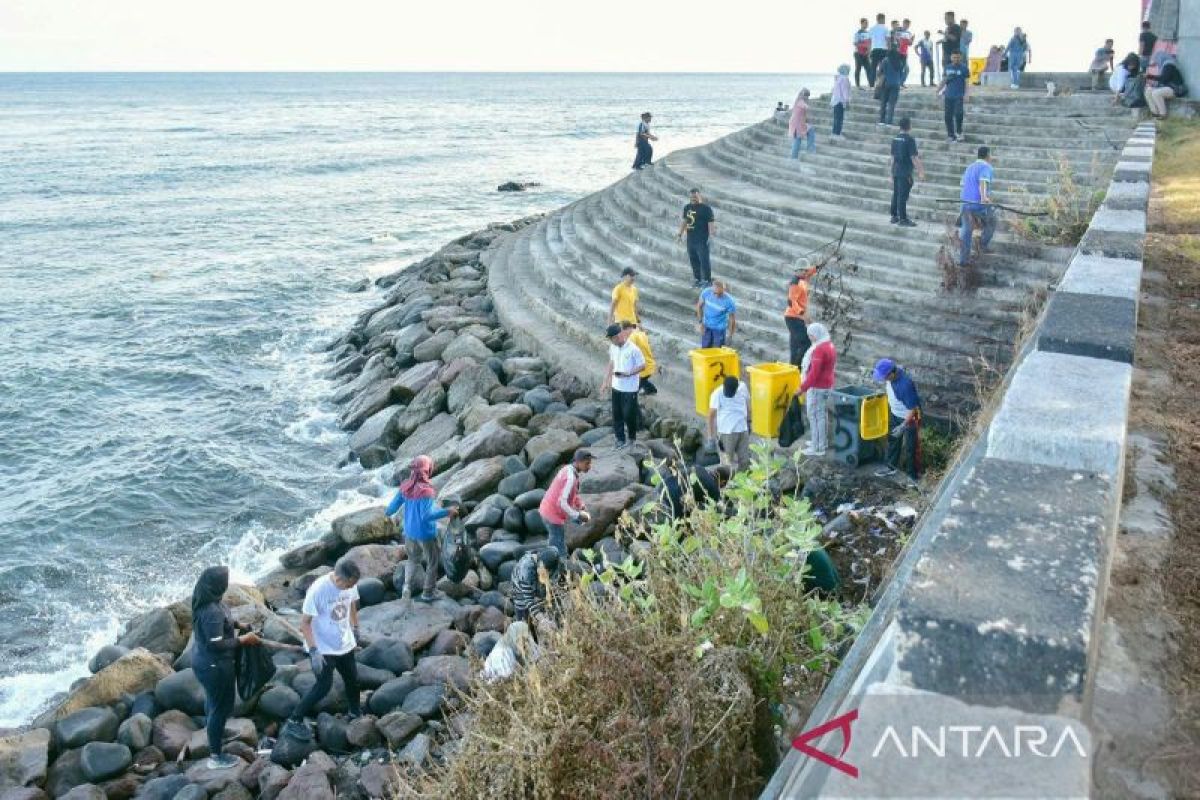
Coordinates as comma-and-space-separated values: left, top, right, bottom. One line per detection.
191, 566, 261, 769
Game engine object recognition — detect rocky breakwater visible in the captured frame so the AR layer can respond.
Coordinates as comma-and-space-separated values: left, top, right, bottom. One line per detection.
1, 218, 713, 800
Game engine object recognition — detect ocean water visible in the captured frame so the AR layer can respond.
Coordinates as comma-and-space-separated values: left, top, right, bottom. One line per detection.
0, 71, 819, 725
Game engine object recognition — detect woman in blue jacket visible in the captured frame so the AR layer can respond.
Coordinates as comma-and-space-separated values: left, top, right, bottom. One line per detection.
386, 455, 459, 603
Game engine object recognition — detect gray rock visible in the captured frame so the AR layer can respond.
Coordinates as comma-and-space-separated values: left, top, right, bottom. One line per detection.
392, 321, 431, 354
215, 782, 255, 800
87, 645, 129, 674
579, 452, 640, 493
502, 505, 525, 532
426, 629, 469, 657
393, 381, 446, 437
325, 351, 365, 380
477, 537, 549, 573
0, 728, 50, 791
456, 419, 529, 463
376, 711, 424, 749
137, 773, 190, 800
438, 357, 482, 387
338, 378, 396, 431
154, 667, 205, 716
528, 412, 593, 436
524, 510, 547, 536
497, 470, 536, 498
523, 428, 583, 465
59, 785, 106, 800
463, 504, 503, 531
316, 713, 349, 754
116, 712, 152, 751
441, 333, 492, 363
393, 413, 460, 465
489, 385, 524, 404
56, 707, 119, 749
549, 371, 592, 404
400, 685, 445, 720
330, 506, 392, 546
357, 637, 415, 675
514, 489, 546, 510
357, 602, 454, 650
529, 451, 561, 480
356, 577, 386, 607
357, 762, 399, 799
366, 676, 420, 716
397, 733, 431, 769
475, 606, 509, 635
412, 328, 455, 362
79, 741, 131, 783
354, 663, 395, 690
116, 607, 186, 656
362, 302, 412, 341
502, 454, 528, 476
150, 709, 197, 760
44, 746, 86, 798
279, 538, 337, 571
257, 763, 292, 800
580, 427, 613, 446
342, 543, 404, 584
391, 360, 442, 401
332, 353, 391, 405
437, 456, 506, 502
569, 399, 603, 423
185, 758, 248, 794
446, 365, 501, 415
345, 716, 380, 749
521, 386, 556, 414
291, 672, 348, 714
413, 655, 471, 691
348, 406, 403, 464
566, 490, 638, 550
257, 685, 300, 721
461, 401, 533, 433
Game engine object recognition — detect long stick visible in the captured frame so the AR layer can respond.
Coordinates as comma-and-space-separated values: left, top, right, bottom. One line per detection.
932, 199, 1049, 217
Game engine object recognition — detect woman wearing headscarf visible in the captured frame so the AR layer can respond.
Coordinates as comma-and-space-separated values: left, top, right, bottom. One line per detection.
1005, 27, 1030, 89
191, 566, 260, 769
1145, 52, 1187, 119
386, 455, 460, 603
831, 65, 852, 139
796, 323, 837, 457
788, 88, 815, 158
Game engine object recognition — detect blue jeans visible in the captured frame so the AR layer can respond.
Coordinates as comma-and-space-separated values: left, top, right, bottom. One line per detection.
832, 103, 845, 135
959, 207, 996, 266
702, 327, 727, 348
546, 523, 566, 558
943, 97, 964, 137
879, 85, 900, 124
194, 658, 236, 757
1009, 61, 1024, 87
790, 130, 816, 157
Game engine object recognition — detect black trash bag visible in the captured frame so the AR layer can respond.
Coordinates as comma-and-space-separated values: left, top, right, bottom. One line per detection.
235, 642, 277, 702
440, 517, 471, 584
778, 396, 807, 449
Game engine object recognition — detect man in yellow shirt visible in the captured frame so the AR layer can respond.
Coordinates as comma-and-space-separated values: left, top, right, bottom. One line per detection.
625, 322, 658, 395
609, 268, 641, 325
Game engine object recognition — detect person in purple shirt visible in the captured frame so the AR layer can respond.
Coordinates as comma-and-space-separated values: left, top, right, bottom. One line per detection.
958, 146, 996, 267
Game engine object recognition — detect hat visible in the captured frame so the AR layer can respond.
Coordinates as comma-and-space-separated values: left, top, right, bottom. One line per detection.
872, 358, 897, 381
621, 267, 637, 277
793, 256, 814, 272
605, 323, 622, 338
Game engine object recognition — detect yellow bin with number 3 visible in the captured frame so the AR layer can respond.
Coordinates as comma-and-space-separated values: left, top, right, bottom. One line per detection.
688, 347, 740, 417
747, 362, 801, 437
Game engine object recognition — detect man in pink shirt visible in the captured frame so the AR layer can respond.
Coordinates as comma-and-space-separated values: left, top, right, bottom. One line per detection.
538, 449, 593, 557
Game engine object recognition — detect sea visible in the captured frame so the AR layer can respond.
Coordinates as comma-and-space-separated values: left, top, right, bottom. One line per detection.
0, 71, 822, 726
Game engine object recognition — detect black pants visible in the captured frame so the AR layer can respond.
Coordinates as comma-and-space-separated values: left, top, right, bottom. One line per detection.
611, 389, 639, 444
886, 412, 920, 479
686, 238, 712, 283
890, 175, 913, 221
785, 316, 810, 368
194, 658, 236, 757
920, 62, 935, 86
632, 140, 653, 169
943, 97, 964, 137
854, 53, 871, 87
639, 376, 658, 395
832, 102, 845, 135
869, 49, 887, 86
878, 85, 899, 124
291, 651, 361, 721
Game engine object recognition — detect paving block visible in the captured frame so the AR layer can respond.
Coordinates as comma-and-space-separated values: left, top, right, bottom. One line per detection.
893, 457, 1114, 713
1079, 207, 1146, 260
1120, 144, 1154, 162
986, 350, 1130, 476
1055, 253, 1142, 301
1100, 180, 1150, 211
1112, 160, 1151, 182
1036, 291, 1137, 364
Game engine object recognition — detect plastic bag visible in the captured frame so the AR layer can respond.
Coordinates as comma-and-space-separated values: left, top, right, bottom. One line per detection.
778, 396, 807, 448
234, 643, 277, 701
440, 517, 471, 584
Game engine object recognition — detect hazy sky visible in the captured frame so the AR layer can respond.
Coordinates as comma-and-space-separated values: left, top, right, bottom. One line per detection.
1, 0, 1136, 72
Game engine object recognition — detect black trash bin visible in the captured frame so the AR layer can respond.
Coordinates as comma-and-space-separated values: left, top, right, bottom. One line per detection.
830, 385, 885, 468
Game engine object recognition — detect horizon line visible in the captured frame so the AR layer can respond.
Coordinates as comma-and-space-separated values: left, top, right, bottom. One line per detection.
0, 69, 819, 75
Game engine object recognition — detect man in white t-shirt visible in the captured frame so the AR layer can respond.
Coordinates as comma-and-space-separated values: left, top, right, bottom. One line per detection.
603, 322, 646, 450
707, 375, 752, 472
284, 558, 362, 740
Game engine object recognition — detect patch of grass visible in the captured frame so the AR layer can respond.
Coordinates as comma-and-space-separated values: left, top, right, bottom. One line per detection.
1150, 119, 1200, 233
1012, 154, 1106, 245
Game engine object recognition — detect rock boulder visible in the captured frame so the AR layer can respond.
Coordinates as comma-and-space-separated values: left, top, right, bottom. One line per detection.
0, 728, 50, 790
330, 506, 393, 546
566, 490, 638, 550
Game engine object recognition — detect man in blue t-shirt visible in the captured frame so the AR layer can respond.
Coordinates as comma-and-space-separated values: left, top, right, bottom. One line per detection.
958, 146, 997, 267
696, 280, 737, 348
889, 117, 925, 226
940, 51, 970, 141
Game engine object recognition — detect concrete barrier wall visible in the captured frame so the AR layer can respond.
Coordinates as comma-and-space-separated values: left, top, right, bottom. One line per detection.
762, 122, 1156, 798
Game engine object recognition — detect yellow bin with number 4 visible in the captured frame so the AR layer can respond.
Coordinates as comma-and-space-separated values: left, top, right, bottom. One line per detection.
748, 362, 801, 437
688, 347, 740, 417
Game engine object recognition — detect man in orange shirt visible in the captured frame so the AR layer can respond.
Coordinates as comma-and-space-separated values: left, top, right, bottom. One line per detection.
784, 258, 820, 368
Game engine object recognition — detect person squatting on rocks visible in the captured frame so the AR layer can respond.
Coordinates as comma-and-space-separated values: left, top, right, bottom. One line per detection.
386, 455, 462, 603
632, 111, 657, 170
627, 322, 659, 395
797, 323, 836, 457
678, 188, 716, 288
789, 88, 815, 156
697, 279, 737, 349
940, 50, 970, 142
708, 375, 752, 473
190, 565, 262, 769
853, 18, 873, 88
603, 322, 646, 450
784, 257, 819, 368
609, 266, 640, 325
512, 547, 561, 638
284, 557, 362, 741
538, 449, 594, 558
831, 65, 852, 139
872, 358, 923, 481
1145, 52, 1188, 119
958, 146, 996, 267
889, 116, 925, 227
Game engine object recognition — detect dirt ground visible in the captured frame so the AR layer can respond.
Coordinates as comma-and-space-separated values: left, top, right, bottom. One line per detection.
1091, 120, 1200, 799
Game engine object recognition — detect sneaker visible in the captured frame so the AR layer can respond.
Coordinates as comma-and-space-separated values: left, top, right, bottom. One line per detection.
946, 136, 957, 143
898, 219, 918, 227
416, 590, 444, 604
614, 441, 629, 451
206, 754, 240, 770
800, 445, 818, 456
890, 217, 899, 224
1010, 84, 1020, 90
875, 466, 898, 477
282, 719, 312, 741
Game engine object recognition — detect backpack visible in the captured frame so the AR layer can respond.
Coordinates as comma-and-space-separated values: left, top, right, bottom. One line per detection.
440, 517, 471, 583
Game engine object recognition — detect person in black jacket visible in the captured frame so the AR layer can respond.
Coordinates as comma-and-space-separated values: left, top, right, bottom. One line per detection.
191, 566, 261, 769
1145, 52, 1187, 118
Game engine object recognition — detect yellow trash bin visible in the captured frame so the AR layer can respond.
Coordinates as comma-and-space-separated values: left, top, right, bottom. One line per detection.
860, 395, 890, 440
969, 57, 987, 85
748, 363, 801, 438
688, 347, 740, 417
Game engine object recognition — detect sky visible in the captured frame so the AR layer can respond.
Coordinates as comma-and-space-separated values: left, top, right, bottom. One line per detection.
1, 0, 1137, 73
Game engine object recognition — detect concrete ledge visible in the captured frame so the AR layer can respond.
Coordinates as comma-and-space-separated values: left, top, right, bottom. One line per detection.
1078, 207, 1146, 259
1036, 291, 1137, 363
892, 457, 1113, 713
986, 351, 1131, 476
1100, 181, 1151, 211
1120, 144, 1155, 162
1056, 253, 1143, 300
1112, 160, 1152, 182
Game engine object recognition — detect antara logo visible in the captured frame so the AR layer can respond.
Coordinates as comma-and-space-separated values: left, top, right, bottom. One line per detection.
791, 709, 860, 778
